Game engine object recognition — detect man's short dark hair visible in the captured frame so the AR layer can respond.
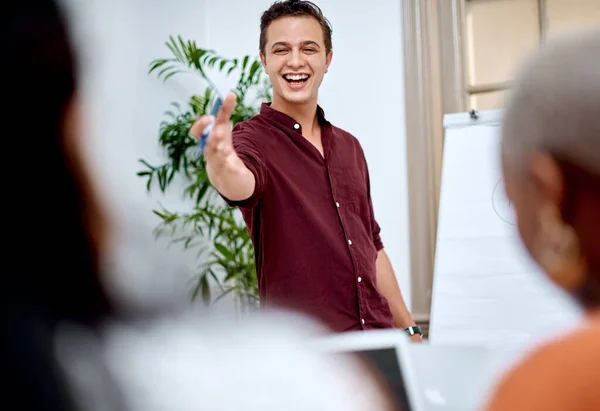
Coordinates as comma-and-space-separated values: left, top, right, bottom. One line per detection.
259, 0, 333, 55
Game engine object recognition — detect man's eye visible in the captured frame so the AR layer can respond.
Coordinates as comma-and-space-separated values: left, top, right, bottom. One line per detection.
274, 49, 287, 54
305, 49, 316, 53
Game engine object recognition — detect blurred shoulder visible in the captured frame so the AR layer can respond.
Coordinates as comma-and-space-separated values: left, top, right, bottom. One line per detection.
57, 309, 392, 411
484, 318, 600, 410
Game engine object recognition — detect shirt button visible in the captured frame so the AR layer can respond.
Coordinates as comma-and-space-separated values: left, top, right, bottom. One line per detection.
361, 319, 365, 325
358, 277, 362, 283
335, 202, 340, 208
348, 239, 353, 245
293, 123, 300, 130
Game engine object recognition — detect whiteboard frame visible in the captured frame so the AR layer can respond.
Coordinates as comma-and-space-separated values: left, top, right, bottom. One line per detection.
443, 109, 504, 129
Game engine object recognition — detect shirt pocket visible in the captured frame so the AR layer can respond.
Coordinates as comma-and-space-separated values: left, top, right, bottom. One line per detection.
326, 165, 357, 212
342, 166, 369, 216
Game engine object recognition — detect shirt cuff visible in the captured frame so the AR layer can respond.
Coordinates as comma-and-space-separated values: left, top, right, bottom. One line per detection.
373, 234, 384, 251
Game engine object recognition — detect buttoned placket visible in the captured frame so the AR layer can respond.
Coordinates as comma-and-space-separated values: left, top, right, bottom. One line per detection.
323, 143, 366, 330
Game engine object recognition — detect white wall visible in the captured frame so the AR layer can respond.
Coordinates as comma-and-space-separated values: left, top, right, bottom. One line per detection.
61, 0, 411, 311
61, 0, 213, 312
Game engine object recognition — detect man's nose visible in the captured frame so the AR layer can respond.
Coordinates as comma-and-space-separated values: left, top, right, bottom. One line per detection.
287, 49, 306, 68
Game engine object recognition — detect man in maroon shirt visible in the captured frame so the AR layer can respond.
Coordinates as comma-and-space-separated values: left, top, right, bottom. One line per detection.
190, 0, 420, 339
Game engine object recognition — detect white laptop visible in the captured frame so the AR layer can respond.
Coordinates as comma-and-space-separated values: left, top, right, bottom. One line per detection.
311, 330, 519, 411
310, 329, 425, 410
409, 343, 519, 411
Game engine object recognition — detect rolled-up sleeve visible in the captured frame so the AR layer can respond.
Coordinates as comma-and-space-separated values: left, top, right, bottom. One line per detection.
363, 152, 384, 251
219, 123, 267, 209
371, 218, 384, 251
369, 197, 384, 251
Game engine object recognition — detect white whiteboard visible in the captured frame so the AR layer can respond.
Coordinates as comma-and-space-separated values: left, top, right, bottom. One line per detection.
429, 110, 583, 350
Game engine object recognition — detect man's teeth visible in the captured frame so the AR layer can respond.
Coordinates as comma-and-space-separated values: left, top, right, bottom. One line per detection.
285, 74, 309, 81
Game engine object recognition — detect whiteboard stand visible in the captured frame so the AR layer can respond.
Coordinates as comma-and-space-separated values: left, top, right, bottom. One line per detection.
429, 109, 582, 351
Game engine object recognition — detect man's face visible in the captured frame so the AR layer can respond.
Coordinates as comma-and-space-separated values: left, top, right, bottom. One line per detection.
260, 16, 332, 107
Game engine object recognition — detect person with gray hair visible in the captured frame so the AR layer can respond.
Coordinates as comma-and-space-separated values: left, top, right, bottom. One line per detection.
483, 27, 600, 410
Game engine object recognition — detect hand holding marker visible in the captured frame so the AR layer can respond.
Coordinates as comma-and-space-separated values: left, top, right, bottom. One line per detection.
189, 92, 238, 166
196, 96, 224, 156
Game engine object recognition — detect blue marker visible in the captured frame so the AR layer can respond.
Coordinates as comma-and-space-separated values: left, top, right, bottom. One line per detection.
197, 96, 223, 156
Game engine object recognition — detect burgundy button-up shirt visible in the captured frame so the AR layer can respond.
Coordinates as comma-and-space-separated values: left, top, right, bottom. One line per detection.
223, 103, 394, 332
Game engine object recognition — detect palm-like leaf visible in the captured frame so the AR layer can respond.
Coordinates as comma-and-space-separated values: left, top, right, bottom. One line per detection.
148, 35, 270, 105
139, 35, 269, 311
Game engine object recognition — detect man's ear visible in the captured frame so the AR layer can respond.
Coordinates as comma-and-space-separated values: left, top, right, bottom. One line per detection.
325, 50, 333, 73
260, 52, 267, 74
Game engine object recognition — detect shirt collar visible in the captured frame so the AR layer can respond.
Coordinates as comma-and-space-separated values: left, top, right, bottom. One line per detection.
259, 103, 329, 134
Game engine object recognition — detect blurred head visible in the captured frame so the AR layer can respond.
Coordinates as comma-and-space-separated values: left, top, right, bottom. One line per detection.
501, 28, 600, 310
4, 0, 109, 322
259, 0, 333, 108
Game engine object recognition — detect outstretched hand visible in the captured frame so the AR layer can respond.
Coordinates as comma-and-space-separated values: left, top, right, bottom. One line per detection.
189, 92, 238, 166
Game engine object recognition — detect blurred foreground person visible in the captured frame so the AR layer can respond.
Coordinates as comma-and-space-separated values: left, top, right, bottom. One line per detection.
1, 1, 396, 410
2, 0, 112, 409
484, 28, 600, 411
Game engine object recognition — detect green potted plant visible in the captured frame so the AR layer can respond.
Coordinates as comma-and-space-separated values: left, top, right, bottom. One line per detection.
137, 35, 271, 313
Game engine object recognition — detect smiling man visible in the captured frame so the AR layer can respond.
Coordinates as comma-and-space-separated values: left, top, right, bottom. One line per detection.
190, 0, 419, 339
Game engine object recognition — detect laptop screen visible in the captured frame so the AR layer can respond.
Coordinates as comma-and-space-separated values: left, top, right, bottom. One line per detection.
345, 347, 412, 411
